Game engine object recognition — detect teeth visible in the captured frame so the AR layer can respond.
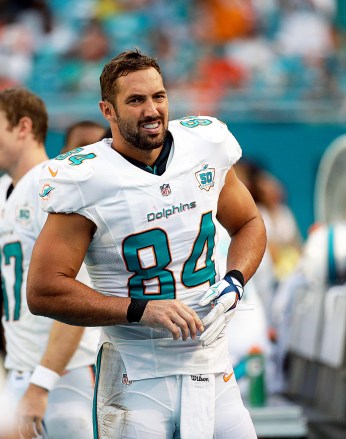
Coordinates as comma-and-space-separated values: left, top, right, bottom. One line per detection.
143, 123, 159, 129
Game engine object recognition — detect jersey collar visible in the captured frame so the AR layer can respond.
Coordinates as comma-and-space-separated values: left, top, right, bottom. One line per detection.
117, 131, 173, 176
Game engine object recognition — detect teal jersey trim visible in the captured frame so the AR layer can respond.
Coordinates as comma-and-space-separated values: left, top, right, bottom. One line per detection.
328, 226, 337, 284
92, 345, 103, 439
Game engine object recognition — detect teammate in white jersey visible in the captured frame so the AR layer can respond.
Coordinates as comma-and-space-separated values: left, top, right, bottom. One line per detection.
61, 120, 106, 154
0, 88, 99, 439
28, 50, 266, 438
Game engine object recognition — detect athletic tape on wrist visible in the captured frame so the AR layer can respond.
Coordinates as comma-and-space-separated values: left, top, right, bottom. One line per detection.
127, 298, 149, 323
30, 365, 60, 391
224, 269, 245, 300
225, 269, 245, 287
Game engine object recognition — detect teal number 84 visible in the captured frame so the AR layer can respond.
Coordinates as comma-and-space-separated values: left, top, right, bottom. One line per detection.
122, 212, 216, 299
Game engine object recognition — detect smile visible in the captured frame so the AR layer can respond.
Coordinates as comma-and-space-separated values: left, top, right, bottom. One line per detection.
143, 122, 160, 129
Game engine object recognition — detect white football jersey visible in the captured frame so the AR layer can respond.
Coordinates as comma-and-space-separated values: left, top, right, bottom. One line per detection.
39, 116, 242, 379
0, 165, 99, 372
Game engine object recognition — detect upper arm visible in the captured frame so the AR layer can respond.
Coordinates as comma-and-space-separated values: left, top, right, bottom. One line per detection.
28, 212, 95, 283
216, 168, 262, 236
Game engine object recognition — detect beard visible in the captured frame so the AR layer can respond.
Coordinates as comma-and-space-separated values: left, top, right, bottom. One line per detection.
115, 111, 167, 151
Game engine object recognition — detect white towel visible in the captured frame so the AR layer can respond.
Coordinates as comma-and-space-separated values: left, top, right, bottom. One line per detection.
180, 373, 215, 439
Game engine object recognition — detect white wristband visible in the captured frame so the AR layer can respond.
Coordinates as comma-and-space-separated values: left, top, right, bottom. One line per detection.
30, 365, 60, 391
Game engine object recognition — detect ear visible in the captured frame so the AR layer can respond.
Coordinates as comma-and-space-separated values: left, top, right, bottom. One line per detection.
17, 116, 33, 139
99, 100, 116, 122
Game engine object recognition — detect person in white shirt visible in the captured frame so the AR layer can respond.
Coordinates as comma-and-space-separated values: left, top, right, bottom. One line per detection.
0, 87, 99, 439
61, 120, 106, 154
27, 50, 266, 439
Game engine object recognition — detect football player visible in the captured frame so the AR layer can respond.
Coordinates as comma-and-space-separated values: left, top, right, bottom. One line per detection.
28, 50, 266, 438
0, 88, 99, 438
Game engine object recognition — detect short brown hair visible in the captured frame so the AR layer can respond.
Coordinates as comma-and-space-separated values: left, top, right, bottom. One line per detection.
0, 87, 48, 144
61, 120, 106, 153
100, 49, 162, 104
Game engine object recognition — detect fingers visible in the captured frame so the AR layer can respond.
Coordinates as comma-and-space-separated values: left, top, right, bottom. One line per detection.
143, 300, 204, 341
199, 292, 238, 346
182, 304, 204, 334
201, 291, 237, 328
19, 416, 43, 438
200, 309, 236, 347
201, 302, 224, 327
34, 417, 43, 436
218, 291, 238, 311
167, 305, 204, 341
172, 306, 203, 341
200, 314, 225, 347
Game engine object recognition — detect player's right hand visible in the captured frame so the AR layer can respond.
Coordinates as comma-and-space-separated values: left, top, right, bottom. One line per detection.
18, 384, 48, 439
140, 300, 204, 341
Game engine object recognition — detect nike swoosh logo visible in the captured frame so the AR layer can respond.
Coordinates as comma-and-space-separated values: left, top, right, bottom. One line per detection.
223, 372, 234, 382
48, 166, 58, 177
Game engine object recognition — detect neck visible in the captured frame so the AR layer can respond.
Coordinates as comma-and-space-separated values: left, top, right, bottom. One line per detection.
10, 145, 48, 186
111, 139, 163, 167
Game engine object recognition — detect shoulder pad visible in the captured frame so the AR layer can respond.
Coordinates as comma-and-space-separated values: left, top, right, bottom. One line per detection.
170, 115, 241, 165
169, 115, 229, 143
38, 145, 98, 213
52, 145, 98, 181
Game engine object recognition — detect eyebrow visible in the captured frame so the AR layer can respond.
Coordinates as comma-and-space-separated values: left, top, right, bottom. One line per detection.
126, 89, 167, 100
126, 93, 144, 101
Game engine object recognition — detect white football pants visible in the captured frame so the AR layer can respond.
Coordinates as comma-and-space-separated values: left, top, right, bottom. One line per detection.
94, 342, 257, 439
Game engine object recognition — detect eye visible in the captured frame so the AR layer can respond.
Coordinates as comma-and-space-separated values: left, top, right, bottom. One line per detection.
127, 96, 143, 105
154, 94, 166, 102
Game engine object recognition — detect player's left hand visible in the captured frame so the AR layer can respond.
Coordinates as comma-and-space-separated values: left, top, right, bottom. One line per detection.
198, 275, 243, 347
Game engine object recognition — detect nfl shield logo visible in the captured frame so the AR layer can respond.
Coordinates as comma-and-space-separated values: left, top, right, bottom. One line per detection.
160, 183, 171, 196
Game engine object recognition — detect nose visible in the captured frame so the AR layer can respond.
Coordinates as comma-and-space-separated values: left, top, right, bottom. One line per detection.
143, 99, 160, 118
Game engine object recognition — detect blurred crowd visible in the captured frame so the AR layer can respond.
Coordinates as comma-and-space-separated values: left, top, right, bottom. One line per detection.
0, 0, 345, 117
235, 159, 302, 281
